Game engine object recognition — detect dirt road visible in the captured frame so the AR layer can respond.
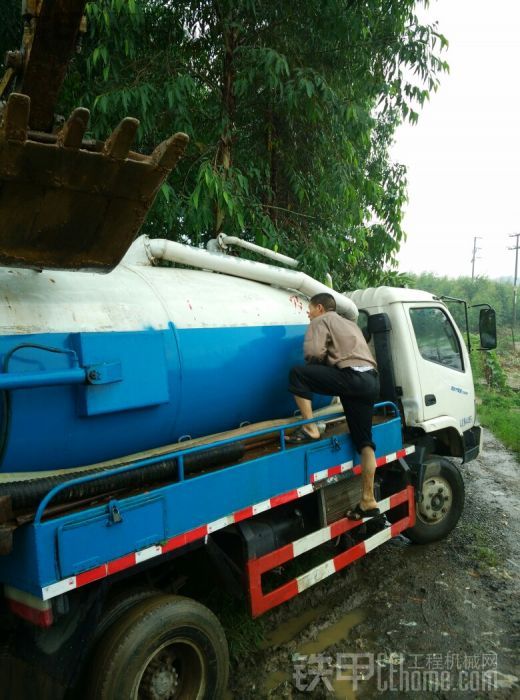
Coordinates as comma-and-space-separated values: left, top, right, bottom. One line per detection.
226, 429, 519, 698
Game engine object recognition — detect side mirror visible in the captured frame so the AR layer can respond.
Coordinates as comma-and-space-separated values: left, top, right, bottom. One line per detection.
479, 308, 497, 350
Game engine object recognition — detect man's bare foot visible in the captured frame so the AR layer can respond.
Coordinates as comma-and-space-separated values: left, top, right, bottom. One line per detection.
286, 427, 320, 443
303, 427, 320, 439
360, 499, 378, 511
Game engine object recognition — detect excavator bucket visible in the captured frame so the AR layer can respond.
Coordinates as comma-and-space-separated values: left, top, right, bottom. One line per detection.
0, 93, 189, 272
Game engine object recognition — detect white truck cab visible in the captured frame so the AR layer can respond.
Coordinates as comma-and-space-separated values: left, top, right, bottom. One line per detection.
348, 287, 490, 464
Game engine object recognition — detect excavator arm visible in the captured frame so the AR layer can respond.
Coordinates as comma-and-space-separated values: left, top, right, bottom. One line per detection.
9, 0, 88, 132
0, 0, 188, 272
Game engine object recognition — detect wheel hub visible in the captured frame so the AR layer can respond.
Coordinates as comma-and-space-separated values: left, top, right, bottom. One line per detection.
141, 653, 180, 699
419, 476, 453, 524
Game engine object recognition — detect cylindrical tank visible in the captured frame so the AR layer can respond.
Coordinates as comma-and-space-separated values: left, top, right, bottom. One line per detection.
0, 242, 326, 474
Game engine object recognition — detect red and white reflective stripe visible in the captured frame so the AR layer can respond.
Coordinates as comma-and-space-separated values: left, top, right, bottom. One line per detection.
311, 445, 415, 483
247, 485, 416, 616
41, 483, 316, 601
8, 599, 54, 627
291, 491, 400, 559
296, 525, 396, 594
4, 585, 54, 627
311, 460, 353, 483
40, 447, 413, 602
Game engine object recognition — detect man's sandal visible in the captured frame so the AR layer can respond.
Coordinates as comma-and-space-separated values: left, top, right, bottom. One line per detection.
285, 427, 320, 444
345, 503, 380, 520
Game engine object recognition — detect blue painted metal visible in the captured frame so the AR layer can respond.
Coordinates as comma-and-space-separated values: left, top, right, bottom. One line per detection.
0, 367, 86, 390
73, 331, 170, 416
32, 409, 346, 523
57, 493, 168, 574
0, 323, 332, 472
0, 404, 403, 598
85, 362, 122, 385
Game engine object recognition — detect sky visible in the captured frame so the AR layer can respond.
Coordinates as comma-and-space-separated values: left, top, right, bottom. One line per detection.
393, 0, 520, 280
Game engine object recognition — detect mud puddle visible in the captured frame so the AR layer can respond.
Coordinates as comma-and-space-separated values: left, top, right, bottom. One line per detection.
260, 607, 366, 698
260, 603, 329, 649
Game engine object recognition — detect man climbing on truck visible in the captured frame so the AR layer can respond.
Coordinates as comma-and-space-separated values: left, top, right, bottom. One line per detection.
287, 293, 381, 519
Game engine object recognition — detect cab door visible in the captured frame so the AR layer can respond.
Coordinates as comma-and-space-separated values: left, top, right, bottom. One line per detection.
405, 304, 475, 427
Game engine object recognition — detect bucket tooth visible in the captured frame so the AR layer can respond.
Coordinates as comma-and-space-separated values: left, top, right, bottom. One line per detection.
150, 132, 189, 171
56, 107, 90, 149
103, 117, 139, 160
1, 93, 30, 143
0, 101, 189, 272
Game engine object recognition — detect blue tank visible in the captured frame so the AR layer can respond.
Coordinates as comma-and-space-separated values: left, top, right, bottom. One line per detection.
0, 242, 322, 474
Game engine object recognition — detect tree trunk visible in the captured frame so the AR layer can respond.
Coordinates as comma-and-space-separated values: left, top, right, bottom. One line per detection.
214, 17, 237, 235
266, 103, 277, 225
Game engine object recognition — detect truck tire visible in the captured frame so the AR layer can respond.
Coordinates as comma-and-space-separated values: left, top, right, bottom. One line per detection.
405, 456, 464, 544
86, 594, 229, 700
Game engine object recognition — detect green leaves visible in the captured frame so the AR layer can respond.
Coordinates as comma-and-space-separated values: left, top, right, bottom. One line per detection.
58, 0, 448, 287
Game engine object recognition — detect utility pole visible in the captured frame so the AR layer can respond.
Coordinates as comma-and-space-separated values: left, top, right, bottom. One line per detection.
471, 236, 482, 280
509, 233, 520, 349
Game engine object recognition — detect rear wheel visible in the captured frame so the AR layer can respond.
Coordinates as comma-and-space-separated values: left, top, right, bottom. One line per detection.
86, 594, 229, 700
405, 456, 464, 544
93, 586, 160, 644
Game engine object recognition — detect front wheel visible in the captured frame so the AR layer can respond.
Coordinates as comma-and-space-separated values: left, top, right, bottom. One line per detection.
405, 456, 465, 544
86, 594, 229, 700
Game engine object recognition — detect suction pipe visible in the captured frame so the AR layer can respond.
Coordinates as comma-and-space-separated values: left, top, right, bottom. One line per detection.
145, 238, 358, 320
215, 233, 299, 268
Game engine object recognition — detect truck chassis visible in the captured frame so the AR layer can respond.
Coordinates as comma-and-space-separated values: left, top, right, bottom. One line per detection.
0, 403, 451, 698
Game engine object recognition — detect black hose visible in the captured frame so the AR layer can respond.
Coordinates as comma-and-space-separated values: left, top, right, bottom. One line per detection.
0, 442, 245, 512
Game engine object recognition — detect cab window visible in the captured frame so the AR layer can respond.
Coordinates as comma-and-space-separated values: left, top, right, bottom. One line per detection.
409, 307, 464, 371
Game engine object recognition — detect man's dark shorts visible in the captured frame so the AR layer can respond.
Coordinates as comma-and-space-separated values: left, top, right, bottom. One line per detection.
288, 364, 380, 452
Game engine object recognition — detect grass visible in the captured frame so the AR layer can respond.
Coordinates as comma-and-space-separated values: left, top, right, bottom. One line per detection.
471, 336, 520, 458
476, 390, 520, 457
474, 546, 500, 568
460, 523, 501, 568
203, 588, 266, 659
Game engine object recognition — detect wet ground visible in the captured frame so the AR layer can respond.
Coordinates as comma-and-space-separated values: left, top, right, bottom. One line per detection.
226, 429, 519, 699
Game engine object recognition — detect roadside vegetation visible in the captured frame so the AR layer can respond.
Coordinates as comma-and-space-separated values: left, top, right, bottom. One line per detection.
408, 273, 520, 456
472, 337, 520, 457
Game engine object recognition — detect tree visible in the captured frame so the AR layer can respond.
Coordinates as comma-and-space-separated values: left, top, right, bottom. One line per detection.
3, 1, 448, 289
408, 272, 515, 333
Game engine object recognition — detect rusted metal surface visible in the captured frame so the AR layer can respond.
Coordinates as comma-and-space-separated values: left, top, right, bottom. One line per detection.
19, 0, 88, 132
0, 497, 15, 555
0, 524, 15, 556
0, 496, 13, 525
0, 93, 189, 272
0, 1, 190, 271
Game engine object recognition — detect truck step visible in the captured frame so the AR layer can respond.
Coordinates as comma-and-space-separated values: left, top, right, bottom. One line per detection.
246, 485, 415, 617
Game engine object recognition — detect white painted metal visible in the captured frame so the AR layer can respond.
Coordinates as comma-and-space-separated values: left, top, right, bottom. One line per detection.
216, 233, 299, 268
297, 559, 336, 593
402, 301, 474, 430
347, 286, 436, 307
0, 258, 311, 334
147, 237, 359, 320
252, 500, 272, 515
4, 585, 51, 611
363, 527, 392, 553
347, 286, 476, 435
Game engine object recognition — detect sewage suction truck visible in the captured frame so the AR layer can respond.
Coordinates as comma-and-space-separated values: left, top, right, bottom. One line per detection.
0, 3, 497, 698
